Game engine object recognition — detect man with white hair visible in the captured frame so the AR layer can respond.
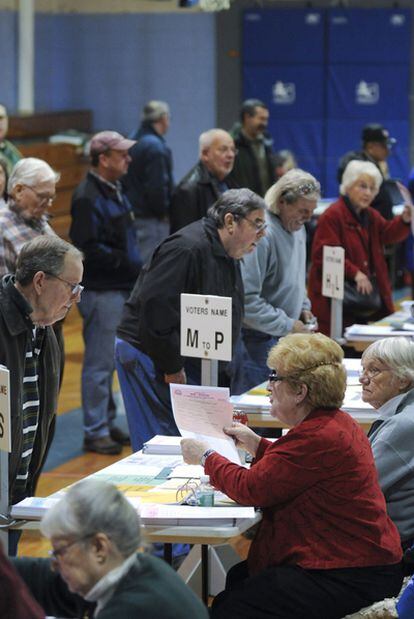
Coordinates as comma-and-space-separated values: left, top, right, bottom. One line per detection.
0, 158, 59, 276
233, 169, 320, 394
123, 100, 174, 262
170, 128, 238, 233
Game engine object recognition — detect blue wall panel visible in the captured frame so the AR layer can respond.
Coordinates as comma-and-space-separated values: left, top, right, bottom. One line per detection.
243, 65, 325, 120
34, 12, 216, 181
243, 9, 325, 65
268, 119, 324, 188
0, 11, 18, 110
327, 64, 409, 120
328, 9, 411, 64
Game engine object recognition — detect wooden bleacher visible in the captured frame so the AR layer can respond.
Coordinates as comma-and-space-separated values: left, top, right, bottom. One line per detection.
8, 110, 92, 240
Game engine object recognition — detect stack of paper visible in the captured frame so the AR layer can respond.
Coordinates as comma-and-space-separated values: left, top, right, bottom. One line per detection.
142, 435, 182, 455
345, 324, 414, 341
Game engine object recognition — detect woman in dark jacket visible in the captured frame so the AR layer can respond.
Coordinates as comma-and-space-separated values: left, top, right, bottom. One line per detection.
308, 160, 411, 335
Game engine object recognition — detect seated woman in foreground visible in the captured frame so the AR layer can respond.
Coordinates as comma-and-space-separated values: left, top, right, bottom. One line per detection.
182, 333, 403, 619
12, 479, 208, 619
360, 336, 414, 555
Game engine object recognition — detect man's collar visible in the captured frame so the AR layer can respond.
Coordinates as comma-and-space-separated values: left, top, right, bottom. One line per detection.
89, 170, 122, 193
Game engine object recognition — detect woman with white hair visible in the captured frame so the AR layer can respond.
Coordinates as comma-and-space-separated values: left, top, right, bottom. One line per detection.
233, 168, 320, 393
308, 160, 411, 335
360, 337, 414, 554
13, 479, 208, 618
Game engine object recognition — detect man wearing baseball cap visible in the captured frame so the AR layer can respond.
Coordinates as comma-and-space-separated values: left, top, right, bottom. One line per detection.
337, 123, 397, 219
70, 131, 142, 454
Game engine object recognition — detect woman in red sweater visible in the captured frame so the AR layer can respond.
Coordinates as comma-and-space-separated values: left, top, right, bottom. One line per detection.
182, 333, 403, 619
308, 160, 411, 335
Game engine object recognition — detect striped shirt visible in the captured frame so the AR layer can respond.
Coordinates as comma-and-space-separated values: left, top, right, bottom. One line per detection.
13, 327, 45, 502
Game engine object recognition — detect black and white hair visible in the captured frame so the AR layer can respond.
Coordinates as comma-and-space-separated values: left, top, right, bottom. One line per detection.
207, 188, 265, 228
141, 100, 170, 123
40, 479, 141, 558
15, 236, 83, 286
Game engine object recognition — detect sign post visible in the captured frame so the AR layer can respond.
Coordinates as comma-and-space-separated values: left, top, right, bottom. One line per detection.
180, 293, 232, 387
180, 294, 236, 596
0, 366, 11, 553
322, 246, 345, 342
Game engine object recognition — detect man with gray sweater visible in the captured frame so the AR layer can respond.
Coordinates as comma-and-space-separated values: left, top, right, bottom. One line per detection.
233, 169, 320, 394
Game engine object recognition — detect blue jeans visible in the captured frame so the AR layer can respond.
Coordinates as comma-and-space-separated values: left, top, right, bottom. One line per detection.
115, 338, 180, 452
78, 290, 129, 439
134, 218, 169, 264
231, 328, 278, 395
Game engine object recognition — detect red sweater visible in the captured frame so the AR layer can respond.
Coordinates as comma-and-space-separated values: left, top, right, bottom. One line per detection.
205, 408, 402, 575
308, 197, 410, 335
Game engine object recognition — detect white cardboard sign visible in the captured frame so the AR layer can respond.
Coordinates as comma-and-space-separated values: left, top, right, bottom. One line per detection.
0, 366, 11, 453
322, 246, 345, 300
180, 293, 232, 361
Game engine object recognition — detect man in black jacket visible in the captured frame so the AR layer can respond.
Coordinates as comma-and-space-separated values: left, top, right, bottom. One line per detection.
337, 124, 397, 220
115, 189, 266, 452
0, 235, 83, 554
230, 99, 275, 197
170, 129, 237, 233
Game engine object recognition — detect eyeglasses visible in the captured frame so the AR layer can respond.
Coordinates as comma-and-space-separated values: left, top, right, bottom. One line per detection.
25, 185, 56, 205
354, 182, 377, 194
237, 215, 267, 233
48, 536, 91, 562
268, 370, 286, 383
43, 272, 84, 296
359, 366, 392, 380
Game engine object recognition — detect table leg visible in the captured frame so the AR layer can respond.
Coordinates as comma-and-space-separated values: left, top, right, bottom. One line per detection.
163, 543, 173, 564
201, 544, 209, 605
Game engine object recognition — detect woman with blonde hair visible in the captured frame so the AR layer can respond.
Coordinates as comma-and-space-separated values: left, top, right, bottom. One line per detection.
182, 333, 403, 618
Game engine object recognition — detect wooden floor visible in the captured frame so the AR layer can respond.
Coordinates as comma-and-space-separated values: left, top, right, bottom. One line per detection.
18, 306, 249, 562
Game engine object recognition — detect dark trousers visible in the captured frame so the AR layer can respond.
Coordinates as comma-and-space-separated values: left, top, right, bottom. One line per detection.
211, 560, 403, 619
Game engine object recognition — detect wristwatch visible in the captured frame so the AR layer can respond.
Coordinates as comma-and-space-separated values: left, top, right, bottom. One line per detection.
200, 449, 215, 467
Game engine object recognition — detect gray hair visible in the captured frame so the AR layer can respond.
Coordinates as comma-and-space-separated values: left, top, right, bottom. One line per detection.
207, 188, 265, 228
8, 158, 60, 193
340, 160, 382, 196
265, 168, 321, 215
15, 236, 83, 286
141, 100, 170, 123
362, 337, 414, 385
40, 479, 141, 558
199, 129, 232, 157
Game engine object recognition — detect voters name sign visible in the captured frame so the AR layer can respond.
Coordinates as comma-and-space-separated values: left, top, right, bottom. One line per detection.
322, 246, 345, 300
180, 294, 232, 361
0, 366, 11, 453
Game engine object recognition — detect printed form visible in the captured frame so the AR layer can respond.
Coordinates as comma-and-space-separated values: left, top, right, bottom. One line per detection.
170, 384, 241, 464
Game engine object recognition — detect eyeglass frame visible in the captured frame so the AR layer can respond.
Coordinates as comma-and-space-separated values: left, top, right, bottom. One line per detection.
268, 369, 286, 383
235, 214, 267, 233
25, 185, 56, 205
358, 366, 392, 380
268, 361, 338, 384
48, 534, 93, 562
43, 271, 84, 296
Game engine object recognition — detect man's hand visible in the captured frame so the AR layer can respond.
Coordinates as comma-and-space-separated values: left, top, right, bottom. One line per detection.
181, 439, 209, 465
291, 320, 308, 334
164, 368, 186, 384
223, 423, 261, 457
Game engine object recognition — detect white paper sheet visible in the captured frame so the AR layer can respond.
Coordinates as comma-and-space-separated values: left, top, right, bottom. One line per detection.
170, 383, 241, 464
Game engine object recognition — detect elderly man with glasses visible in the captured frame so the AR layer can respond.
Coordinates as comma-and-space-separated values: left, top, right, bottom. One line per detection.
0, 157, 58, 277
232, 169, 320, 395
0, 235, 83, 555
